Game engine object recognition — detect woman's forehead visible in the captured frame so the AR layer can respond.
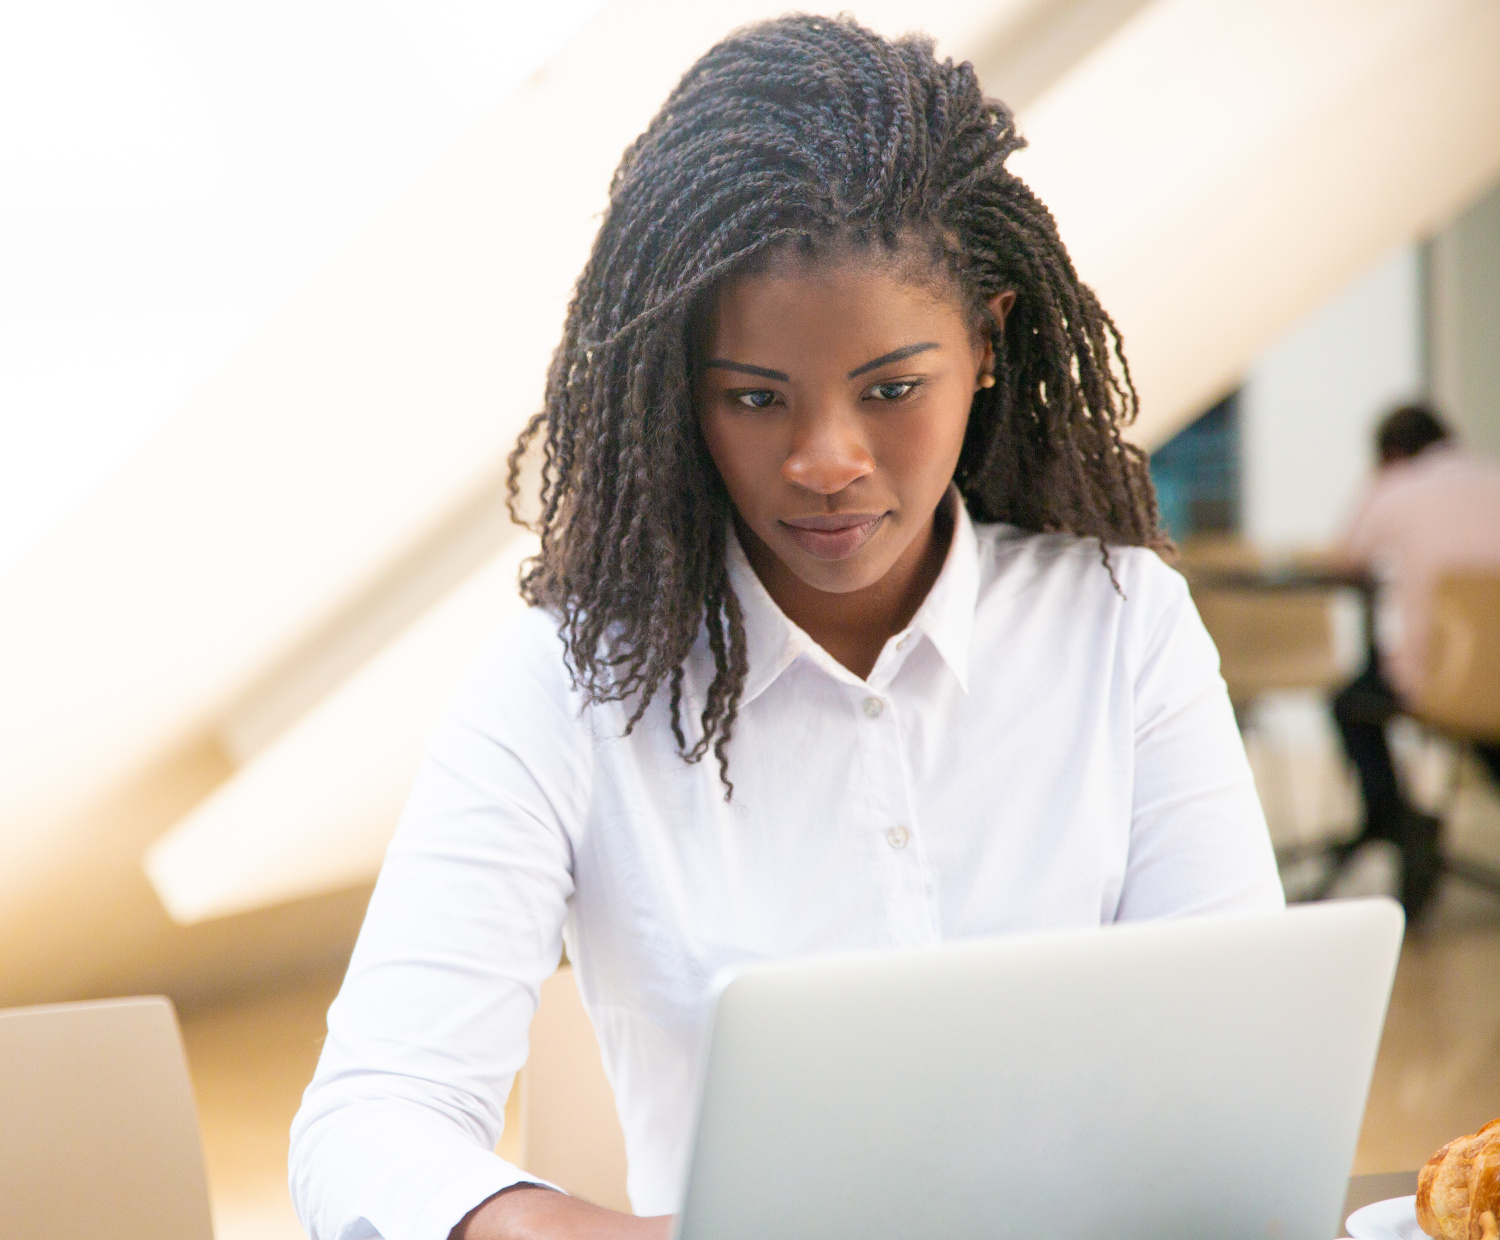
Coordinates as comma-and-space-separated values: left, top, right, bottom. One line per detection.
703, 264, 971, 372
702, 250, 975, 355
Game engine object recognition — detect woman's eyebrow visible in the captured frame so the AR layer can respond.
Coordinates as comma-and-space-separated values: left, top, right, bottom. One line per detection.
705, 359, 790, 382
848, 341, 939, 378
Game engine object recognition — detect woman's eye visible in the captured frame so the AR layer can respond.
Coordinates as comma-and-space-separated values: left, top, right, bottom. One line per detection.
868, 380, 918, 402
734, 390, 780, 410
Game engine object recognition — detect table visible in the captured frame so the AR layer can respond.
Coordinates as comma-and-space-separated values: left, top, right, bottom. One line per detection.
1340, 1170, 1420, 1237
1183, 561, 1378, 665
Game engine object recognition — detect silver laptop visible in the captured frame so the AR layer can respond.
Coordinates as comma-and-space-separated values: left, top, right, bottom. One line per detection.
0, 995, 214, 1240
676, 898, 1403, 1240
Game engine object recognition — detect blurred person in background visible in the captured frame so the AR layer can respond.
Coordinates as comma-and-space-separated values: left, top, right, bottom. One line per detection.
290, 16, 1283, 1240
1332, 403, 1500, 922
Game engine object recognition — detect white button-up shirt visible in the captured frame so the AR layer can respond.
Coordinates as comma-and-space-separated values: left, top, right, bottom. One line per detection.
290, 499, 1283, 1240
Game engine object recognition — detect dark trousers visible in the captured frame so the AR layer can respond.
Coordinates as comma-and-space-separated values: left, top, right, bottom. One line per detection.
1331, 658, 1500, 835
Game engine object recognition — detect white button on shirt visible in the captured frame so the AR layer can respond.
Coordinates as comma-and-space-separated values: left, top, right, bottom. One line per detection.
290, 497, 1283, 1240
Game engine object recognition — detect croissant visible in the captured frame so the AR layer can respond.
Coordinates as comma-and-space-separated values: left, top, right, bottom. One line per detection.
1417, 1118, 1500, 1240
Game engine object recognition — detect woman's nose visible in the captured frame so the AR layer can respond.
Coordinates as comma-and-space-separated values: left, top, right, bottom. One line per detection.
782, 406, 875, 495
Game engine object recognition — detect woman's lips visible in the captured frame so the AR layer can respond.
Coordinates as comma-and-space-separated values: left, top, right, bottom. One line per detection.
779, 513, 887, 561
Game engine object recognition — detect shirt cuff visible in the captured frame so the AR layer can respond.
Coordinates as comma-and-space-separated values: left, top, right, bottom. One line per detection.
413, 1152, 564, 1240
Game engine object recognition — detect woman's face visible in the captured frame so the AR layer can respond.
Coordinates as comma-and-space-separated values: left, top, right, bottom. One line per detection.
696, 257, 1009, 598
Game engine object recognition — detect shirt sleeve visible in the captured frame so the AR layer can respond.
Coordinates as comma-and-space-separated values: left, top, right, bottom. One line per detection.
1114, 553, 1285, 921
289, 609, 589, 1240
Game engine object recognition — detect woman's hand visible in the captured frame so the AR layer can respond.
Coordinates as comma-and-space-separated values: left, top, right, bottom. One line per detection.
451, 1185, 674, 1240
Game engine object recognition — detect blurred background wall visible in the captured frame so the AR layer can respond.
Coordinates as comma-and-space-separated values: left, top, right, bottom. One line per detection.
4, 2, 1500, 1236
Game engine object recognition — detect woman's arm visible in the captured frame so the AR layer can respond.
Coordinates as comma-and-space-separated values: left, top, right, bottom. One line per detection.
451, 1187, 671, 1240
290, 613, 597, 1240
1115, 554, 1285, 920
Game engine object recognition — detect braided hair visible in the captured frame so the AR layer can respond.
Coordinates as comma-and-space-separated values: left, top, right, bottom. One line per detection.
507, 13, 1165, 792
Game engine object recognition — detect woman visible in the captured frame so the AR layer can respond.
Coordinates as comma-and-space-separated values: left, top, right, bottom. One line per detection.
291, 15, 1283, 1240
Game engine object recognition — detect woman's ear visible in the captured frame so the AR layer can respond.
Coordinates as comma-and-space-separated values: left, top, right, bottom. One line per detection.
989, 289, 1017, 332
976, 290, 1017, 389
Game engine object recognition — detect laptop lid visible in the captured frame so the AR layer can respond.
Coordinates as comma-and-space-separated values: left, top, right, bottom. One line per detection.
676, 898, 1403, 1240
0, 995, 214, 1240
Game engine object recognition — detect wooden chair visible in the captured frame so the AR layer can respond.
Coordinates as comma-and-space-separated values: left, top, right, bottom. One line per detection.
515, 965, 632, 1212
1407, 570, 1500, 896
1192, 587, 1346, 707
1414, 572, 1500, 743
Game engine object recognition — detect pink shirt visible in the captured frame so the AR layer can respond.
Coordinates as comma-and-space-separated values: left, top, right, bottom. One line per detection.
1337, 445, 1500, 699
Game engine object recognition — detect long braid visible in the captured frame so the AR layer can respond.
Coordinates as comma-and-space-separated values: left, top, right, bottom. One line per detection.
508, 14, 1165, 794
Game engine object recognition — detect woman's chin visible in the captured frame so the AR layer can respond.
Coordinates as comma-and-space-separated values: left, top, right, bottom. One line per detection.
777, 540, 900, 597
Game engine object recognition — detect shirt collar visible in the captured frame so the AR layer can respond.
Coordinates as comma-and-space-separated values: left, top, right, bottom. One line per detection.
903, 485, 979, 692
725, 485, 979, 706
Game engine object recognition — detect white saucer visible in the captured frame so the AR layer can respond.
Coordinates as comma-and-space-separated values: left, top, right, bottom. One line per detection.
1346, 1194, 1426, 1240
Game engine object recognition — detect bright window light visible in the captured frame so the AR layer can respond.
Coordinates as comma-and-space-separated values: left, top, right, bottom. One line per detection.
0, 0, 607, 572
144, 533, 538, 924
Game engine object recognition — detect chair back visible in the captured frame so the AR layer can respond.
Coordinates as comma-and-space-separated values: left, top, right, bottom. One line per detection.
1192, 588, 1344, 704
520, 966, 631, 1211
1413, 571, 1500, 742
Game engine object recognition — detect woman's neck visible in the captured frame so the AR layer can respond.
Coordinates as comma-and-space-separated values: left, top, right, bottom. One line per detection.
738, 498, 954, 681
